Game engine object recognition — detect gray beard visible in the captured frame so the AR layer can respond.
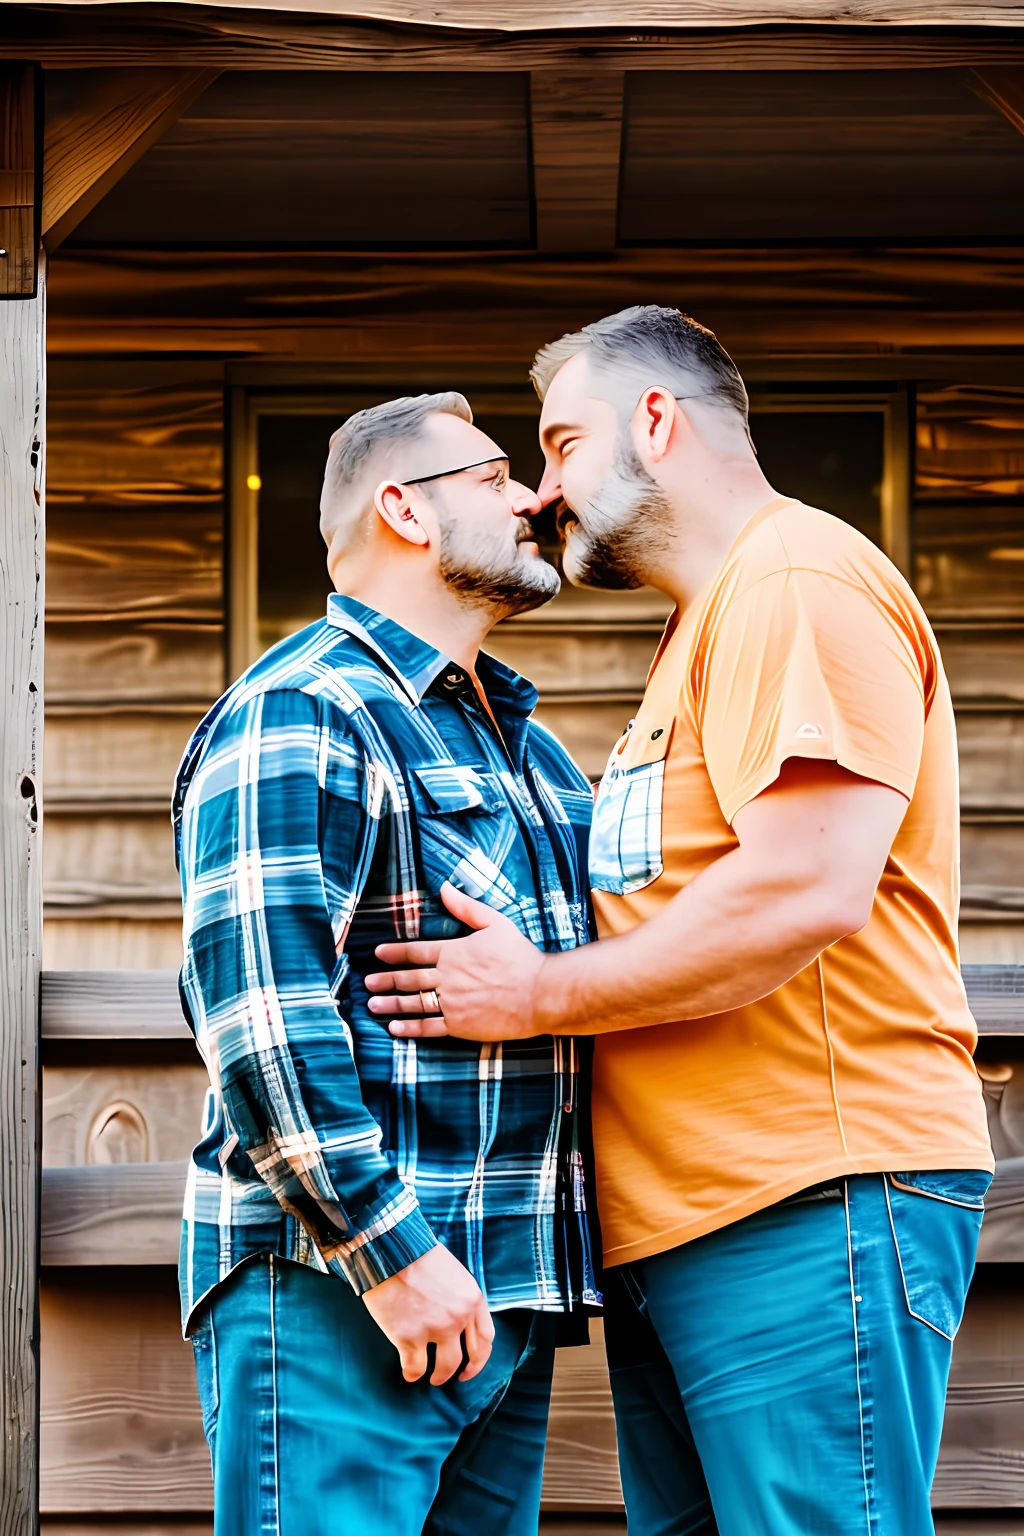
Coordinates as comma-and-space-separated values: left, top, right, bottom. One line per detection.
438, 523, 561, 617
566, 434, 675, 591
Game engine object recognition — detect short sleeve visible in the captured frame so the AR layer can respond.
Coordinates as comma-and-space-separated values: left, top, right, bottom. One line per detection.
694, 567, 926, 826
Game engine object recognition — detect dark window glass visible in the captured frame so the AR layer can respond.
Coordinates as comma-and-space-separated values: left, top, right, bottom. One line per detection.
747, 409, 884, 546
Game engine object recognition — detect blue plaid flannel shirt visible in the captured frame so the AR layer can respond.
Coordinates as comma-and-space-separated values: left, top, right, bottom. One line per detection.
173, 594, 599, 1334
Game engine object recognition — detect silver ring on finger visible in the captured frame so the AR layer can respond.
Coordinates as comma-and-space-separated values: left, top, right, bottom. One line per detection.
420, 988, 441, 1014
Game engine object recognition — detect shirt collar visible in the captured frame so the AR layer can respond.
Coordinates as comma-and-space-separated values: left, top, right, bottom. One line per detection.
325, 594, 539, 723
327, 593, 449, 704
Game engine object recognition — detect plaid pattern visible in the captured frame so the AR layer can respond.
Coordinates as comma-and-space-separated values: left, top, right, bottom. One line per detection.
589, 755, 667, 896
173, 594, 598, 1333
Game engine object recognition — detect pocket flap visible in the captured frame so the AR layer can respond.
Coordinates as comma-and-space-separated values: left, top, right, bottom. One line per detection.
412, 765, 501, 815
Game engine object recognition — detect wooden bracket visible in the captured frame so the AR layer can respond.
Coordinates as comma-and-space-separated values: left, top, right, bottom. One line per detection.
0, 64, 40, 299
530, 72, 624, 253
42, 67, 220, 253
967, 67, 1024, 138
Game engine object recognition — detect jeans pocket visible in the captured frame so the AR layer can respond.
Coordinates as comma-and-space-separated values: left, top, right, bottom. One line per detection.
190, 1311, 220, 1444
885, 1170, 992, 1341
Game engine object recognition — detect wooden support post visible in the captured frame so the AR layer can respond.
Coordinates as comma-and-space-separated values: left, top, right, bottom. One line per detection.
0, 65, 40, 298
0, 268, 45, 1528
530, 72, 623, 253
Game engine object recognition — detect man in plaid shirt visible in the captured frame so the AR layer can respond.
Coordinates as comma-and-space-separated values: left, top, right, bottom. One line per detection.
173, 391, 598, 1536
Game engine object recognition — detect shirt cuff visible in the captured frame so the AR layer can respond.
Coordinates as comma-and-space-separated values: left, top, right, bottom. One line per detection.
324, 1185, 438, 1295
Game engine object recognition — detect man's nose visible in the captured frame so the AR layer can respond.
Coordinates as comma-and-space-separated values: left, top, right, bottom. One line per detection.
536, 464, 562, 509
510, 481, 543, 518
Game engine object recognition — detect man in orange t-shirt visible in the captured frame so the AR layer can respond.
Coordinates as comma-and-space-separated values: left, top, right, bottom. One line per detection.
367, 307, 993, 1536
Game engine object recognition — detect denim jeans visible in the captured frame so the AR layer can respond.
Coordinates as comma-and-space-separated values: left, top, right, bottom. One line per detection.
191, 1254, 558, 1536
604, 1170, 990, 1536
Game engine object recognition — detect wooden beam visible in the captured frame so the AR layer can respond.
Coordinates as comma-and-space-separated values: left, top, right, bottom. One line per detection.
7, 11, 1024, 72
0, 244, 45, 1533
41, 970, 189, 1040
0, 64, 39, 299
530, 73, 623, 253
33, 964, 1024, 1041
42, 68, 219, 253
40, 1162, 186, 1266
968, 66, 1024, 137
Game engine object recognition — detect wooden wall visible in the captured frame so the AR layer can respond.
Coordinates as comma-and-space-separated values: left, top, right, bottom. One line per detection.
44, 360, 224, 971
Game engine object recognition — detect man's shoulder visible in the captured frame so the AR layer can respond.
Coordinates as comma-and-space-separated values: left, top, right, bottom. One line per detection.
173, 619, 400, 815
733, 498, 894, 588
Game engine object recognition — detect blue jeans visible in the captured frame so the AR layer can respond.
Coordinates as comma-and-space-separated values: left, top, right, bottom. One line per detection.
605, 1170, 990, 1536
191, 1254, 557, 1536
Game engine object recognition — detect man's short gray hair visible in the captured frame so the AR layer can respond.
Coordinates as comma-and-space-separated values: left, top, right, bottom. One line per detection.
320, 391, 472, 539
530, 305, 748, 423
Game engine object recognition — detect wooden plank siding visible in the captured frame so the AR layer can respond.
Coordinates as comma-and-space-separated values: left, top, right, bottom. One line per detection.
43, 363, 224, 971
35, 1266, 1024, 1516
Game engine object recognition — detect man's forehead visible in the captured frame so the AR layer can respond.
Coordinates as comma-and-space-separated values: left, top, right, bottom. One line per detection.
540, 353, 617, 429
389, 416, 505, 484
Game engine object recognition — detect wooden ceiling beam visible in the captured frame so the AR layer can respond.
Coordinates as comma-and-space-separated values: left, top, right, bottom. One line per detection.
531, 73, 623, 253
968, 66, 1024, 137
42, 67, 220, 253
6, 13, 1024, 71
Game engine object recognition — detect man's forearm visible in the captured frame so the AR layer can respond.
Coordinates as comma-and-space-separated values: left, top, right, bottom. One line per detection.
533, 843, 850, 1037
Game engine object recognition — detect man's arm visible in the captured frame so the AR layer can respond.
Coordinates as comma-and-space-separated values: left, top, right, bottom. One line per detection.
181, 688, 492, 1380
365, 758, 907, 1041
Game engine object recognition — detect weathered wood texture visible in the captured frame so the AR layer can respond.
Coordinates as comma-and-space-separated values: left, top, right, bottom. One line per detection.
8, 3, 1024, 64
42, 68, 219, 252
41, 1162, 187, 1266
619, 70, 1024, 241
41, 920, 186, 973
0, 262, 45, 1535
35, 1270, 1024, 1514
69, 72, 533, 248
43, 1065, 208, 1168
45, 246, 1024, 363
39, 1271, 209, 1514
41, 970, 187, 1040
530, 73, 623, 252
934, 1276, 1024, 1508
36, 964, 1024, 1042
969, 66, 1024, 138
43, 363, 223, 965
0, 64, 39, 298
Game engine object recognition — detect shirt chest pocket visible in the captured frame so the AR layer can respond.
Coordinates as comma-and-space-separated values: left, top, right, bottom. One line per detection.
589, 722, 672, 897
410, 765, 518, 909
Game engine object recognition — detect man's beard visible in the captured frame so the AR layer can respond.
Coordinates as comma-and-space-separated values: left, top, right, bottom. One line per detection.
561, 433, 674, 591
438, 518, 560, 617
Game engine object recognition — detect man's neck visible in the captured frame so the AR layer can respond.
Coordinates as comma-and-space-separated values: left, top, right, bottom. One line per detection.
655, 466, 781, 612
335, 573, 494, 674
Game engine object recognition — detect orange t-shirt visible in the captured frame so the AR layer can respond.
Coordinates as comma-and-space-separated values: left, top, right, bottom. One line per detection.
589, 497, 993, 1269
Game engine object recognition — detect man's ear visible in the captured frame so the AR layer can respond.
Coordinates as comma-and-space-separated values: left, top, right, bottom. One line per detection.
373, 481, 431, 547
632, 386, 682, 466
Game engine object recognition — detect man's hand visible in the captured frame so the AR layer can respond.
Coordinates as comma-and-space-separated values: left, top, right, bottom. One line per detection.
366, 881, 546, 1042
362, 1242, 495, 1384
